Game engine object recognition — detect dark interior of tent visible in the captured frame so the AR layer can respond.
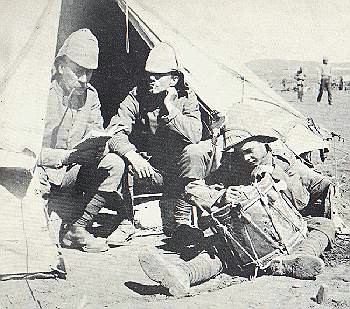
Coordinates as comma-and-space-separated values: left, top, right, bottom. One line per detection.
58, 0, 149, 127
57, 0, 212, 139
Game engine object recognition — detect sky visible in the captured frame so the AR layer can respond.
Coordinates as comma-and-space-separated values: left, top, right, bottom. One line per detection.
142, 0, 350, 63
227, 0, 350, 63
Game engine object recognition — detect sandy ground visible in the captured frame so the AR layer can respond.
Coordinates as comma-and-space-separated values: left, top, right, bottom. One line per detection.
1, 88, 349, 309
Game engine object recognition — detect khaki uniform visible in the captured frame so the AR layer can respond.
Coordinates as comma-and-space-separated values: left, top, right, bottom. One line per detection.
106, 87, 207, 194
37, 81, 124, 222
197, 148, 331, 217
178, 151, 335, 284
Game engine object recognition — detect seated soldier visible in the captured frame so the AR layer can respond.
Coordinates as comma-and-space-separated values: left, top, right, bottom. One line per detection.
216, 125, 332, 218
138, 128, 335, 297
37, 29, 128, 253
106, 42, 214, 241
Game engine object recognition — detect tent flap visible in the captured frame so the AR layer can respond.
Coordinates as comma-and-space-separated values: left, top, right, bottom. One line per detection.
118, 0, 329, 154
0, 0, 64, 280
0, 0, 62, 163
0, 177, 66, 280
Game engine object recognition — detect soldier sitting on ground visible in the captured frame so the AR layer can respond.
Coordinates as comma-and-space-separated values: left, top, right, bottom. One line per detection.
138, 127, 335, 297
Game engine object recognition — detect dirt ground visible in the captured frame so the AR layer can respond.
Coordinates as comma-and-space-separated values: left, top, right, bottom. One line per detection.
1, 87, 349, 309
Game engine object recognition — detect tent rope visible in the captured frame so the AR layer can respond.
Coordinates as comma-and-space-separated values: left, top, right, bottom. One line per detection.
20, 200, 43, 309
125, 1, 130, 53
241, 76, 245, 104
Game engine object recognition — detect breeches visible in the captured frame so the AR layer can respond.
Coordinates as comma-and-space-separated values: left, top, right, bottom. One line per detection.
305, 216, 335, 246
139, 140, 215, 196
38, 152, 126, 196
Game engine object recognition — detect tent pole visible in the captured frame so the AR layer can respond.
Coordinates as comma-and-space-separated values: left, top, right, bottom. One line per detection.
125, 1, 129, 53
241, 76, 245, 104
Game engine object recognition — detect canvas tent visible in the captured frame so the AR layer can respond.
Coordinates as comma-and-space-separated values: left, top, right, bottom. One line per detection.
0, 0, 334, 279
0, 0, 65, 279
117, 0, 329, 156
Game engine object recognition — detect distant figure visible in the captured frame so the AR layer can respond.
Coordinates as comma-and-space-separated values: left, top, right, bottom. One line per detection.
338, 76, 344, 91
281, 78, 287, 90
294, 67, 306, 102
317, 57, 332, 105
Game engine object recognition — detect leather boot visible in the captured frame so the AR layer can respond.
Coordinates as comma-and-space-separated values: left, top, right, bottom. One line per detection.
159, 198, 177, 237
139, 250, 222, 297
171, 224, 204, 247
270, 230, 328, 279
269, 255, 324, 279
139, 249, 191, 297
107, 219, 135, 246
62, 225, 109, 253
174, 198, 193, 226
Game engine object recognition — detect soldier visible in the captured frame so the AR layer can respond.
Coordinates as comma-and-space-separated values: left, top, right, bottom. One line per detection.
294, 67, 306, 102
37, 29, 128, 253
106, 42, 213, 242
317, 57, 333, 105
138, 128, 335, 297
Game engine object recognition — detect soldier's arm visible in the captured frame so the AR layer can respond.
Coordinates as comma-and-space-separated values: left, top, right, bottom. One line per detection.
159, 89, 202, 144
271, 149, 310, 210
107, 91, 139, 156
85, 88, 104, 133
37, 87, 77, 167
37, 148, 73, 167
185, 180, 225, 212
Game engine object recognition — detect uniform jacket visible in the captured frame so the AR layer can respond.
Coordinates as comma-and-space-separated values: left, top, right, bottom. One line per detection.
185, 148, 314, 212
37, 80, 104, 185
320, 64, 332, 79
107, 87, 202, 168
294, 73, 306, 86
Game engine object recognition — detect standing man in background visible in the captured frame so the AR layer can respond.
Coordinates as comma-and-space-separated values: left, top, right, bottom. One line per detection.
317, 57, 332, 105
294, 67, 306, 102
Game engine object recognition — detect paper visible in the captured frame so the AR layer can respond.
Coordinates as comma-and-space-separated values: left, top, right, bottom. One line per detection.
73, 130, 112, 151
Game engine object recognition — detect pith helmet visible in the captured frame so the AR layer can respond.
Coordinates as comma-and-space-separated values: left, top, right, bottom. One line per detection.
56, 28, 99, 69
145, 42, 179, 73
223, 127, 279, 153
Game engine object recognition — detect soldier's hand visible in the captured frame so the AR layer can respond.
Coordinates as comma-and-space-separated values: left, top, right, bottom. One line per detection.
223, 186, 245, 205
164, 86, 177, 103
62, 145, 105, 165
124, 151, 156, 179
251, 164, 274, 181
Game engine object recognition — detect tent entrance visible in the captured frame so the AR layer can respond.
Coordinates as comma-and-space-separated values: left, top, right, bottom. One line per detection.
57, 0, 213, 138
57, 0, 150, 127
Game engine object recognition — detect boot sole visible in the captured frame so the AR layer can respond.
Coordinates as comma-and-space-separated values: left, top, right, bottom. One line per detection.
62, 238, 109, 253
107, 233, 134, 247
270, 255, 324, 279
139, 250, 189, 297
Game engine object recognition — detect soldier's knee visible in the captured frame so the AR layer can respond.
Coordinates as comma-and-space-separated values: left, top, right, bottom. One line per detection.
322, 177, 332, 188
183, 144, 200, 158
99, 153, 126, 172
182, 142, 210, 163
308, 217, 336, 241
